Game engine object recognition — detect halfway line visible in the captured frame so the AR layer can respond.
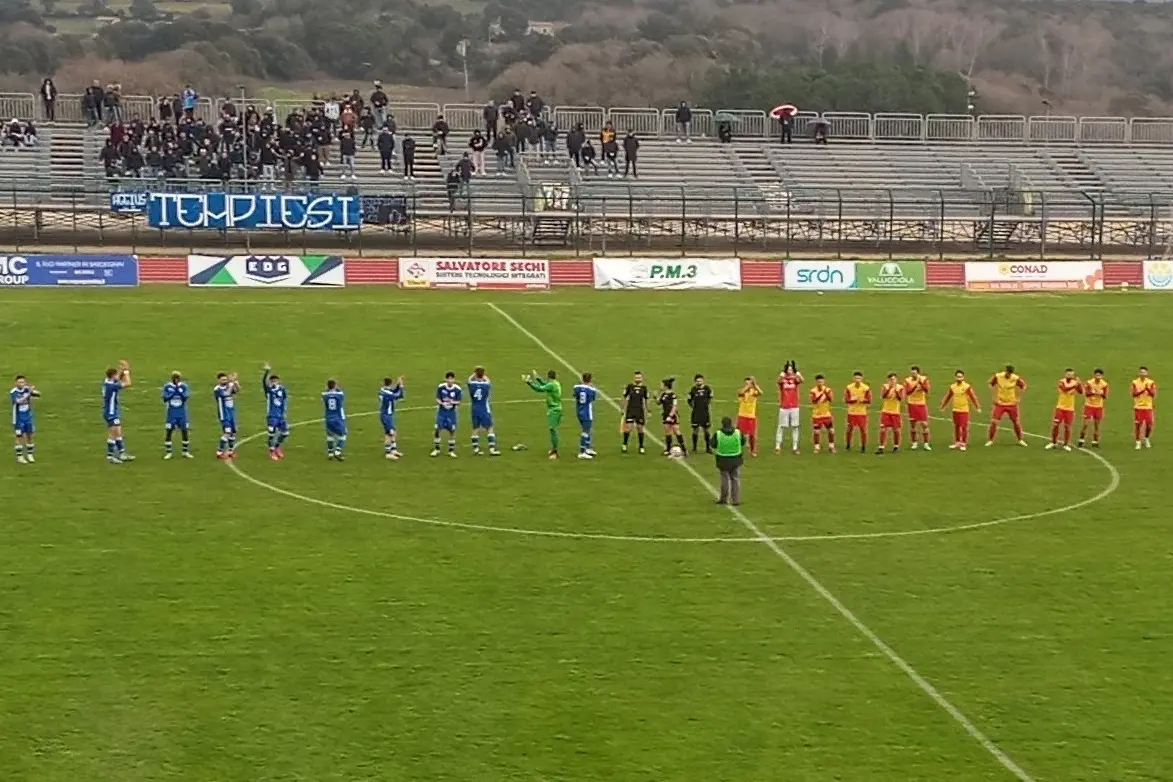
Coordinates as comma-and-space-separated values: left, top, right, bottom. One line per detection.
486, 300, 1036, 782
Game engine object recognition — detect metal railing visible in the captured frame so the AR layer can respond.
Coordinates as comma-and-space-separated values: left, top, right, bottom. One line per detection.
13, 90, 1173, 145
3, 178, 1173, 259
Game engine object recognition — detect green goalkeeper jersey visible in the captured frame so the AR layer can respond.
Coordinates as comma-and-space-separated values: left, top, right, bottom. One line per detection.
527, 377, 562, 411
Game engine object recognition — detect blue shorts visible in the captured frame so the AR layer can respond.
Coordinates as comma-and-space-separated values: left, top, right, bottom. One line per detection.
436, 411, 457, 431
219, 418, 237, 434
104, 415, 121, 427
267, 416, 288, 433
578, 416, 593, 433
471, 410, 493, 430
380, 414, 396, 435
325, 419, 347, 437
13, 418, 33, 436
165, 415, 188, 431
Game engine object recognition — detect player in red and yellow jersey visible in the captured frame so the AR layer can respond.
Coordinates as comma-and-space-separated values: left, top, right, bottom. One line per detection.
1046, 368, 1082, 452
903, 365, 931, 451
1078, 368, 1109, 448
844, 372, 871, 453
736, 376, 763, 456
1132, 366, 1157, 450
877, 373, 904, 454
987, 364, 1028, 447
940, 369, 981, 450
809, 374, 835, 454
774, 360, 804, 455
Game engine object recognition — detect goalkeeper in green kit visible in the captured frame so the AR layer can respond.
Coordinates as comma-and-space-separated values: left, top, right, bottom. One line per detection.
525, 369, 563, 460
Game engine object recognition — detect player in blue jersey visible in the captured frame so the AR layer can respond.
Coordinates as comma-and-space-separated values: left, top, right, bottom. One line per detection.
379, 376, 405, 460
468, 366, 501, 456
262, 364, 290, 461
11, 374, 41, 464
572, 372, 599, 460
432, 371, 462, 458
103, 360, 134, 464
161, 371, 193, 460
213, 372, 241, 460
322, 379, 347, 460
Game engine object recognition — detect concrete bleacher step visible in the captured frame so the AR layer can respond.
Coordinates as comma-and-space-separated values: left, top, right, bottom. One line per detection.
1043, 149, 1105, 197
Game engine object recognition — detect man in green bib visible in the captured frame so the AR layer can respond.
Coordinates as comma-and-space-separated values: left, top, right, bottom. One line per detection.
525, 369, 563, 460
710, 416, 747, 505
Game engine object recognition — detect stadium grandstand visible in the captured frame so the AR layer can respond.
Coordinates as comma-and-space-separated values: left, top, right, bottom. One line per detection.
3, 88, 1173, 255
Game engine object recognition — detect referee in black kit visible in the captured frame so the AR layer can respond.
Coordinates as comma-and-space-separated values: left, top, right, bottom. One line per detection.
621, 371, 651, 453
688, 373, 714, 453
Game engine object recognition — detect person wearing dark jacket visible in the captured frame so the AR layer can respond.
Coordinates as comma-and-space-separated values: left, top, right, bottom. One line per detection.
432, 115, 450, 155
370, 81, 389, 129
623, 131, 640, 178
359, 108, 376, 148
600, 122, 619, 177
445, 167, 461, 212
675, 101, 692, 142
482, 101, 498, 139
509, 89, 525, 114
526, 91, 545, 120
710, 417, 746, 505
83, 81, 105, 127
457, 152, 473, 197
377, 127, 395, 173
402, 134, 416, 178
566, 124, 585, 168
539, 119, 556, 162
469, 130, 487, 175
580, 140, 598, 175
779, 114, 793, 144
40, 78, 57, 123
338, 129, 357, 180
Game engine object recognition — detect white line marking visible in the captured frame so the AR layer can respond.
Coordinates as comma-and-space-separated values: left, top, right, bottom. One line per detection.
224, 402, 1118, 545
487, 300, 1038, 782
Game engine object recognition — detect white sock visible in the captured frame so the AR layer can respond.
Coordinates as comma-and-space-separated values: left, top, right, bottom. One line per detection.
792, 429, 799, 449
775, 419, 785, 448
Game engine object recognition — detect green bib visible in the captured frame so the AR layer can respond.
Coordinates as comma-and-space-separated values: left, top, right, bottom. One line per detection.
715, 430, 742, 457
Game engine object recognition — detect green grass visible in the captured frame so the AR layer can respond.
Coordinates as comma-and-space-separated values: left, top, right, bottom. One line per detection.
1, 287, 1170, 781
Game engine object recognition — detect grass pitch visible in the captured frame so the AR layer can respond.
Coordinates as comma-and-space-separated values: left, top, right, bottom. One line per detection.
1, 287, 1170, 781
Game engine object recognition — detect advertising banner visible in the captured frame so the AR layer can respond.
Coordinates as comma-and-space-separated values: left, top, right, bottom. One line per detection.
109, 191, 148, 214
856, 261, 926, 290
1143, 260, 1173, 290
150, 193, 361, 231
0, 254, 139, 287
965, 261, 1104, 291
187, 255, 345, 287
783, 260, 857, 290
592, 258, 742, 290
361, 195, 410, 226
399, 258, 550, 289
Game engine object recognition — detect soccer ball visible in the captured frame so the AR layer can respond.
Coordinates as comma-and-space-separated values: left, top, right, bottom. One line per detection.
669, 445, 684, 458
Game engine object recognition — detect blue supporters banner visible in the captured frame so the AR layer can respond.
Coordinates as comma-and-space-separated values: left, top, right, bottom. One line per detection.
109, 191, 149, 214
0, 254, 139, 287
147, 192, 362, 231
361, 195, 410, 226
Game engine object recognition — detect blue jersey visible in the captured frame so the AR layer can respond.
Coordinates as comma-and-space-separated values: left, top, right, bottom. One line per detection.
11, 386, 35, 433
379, 384, 405, 434
162, 381, 190, 425
468, 376, 493, 429
323, 388, 347, 435
573, 383, 598, 426
213, 383, 238, 428
436, 382, 461, 429
265, 384, 289, 424
102, 378, 122, 423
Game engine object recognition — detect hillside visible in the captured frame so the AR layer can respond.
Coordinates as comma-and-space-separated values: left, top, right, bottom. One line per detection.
3, 0, 1173, 115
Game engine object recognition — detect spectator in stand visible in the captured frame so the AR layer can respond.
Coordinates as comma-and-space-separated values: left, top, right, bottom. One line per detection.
469, 129, 487, 175
323, 95, 340, 130
539, 118, 557, 164
517, 117, 536, 154
40, 78, 56, 123
509, 89, 525, 115
340, 101, 357, 134
260, 138, 279, 187
493, 128, 510, 175
445, 166, 460, 212
483, 100, 498, 139
623, 130, 639, 178
779, 113, 793, 144
717, 119, 732, 144
157, 95, 172, 125
581, 139, 599, 175
6, 119, 23, 147
23, 119, 38, 147
359, 107, 375, 148
83, 80, 104, 127
525, 90, 545, 120
675, 101, 692, 143
370, 81, 388, 130
402, 134, 416, 179
377, 125, 395, 174
457, 152, 473, 197
104, 83, 123, 126
181, 85, 199, 121
100, 137, 120, 178
600, 121, 618, 177
170, 94, 183, 125
432, 114, 450, 155
335, 128, 354, 180
566, 123, 585, 168
500, 101, 517, 132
